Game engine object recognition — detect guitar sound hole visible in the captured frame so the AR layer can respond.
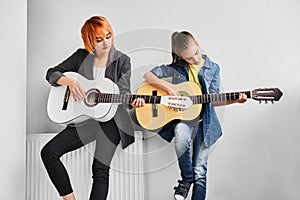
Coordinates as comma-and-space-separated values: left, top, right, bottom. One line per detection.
84, 88, 100, 107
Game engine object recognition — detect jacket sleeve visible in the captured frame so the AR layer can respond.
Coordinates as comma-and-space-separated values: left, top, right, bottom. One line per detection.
115, 55, 133, 109
45, 49, 84, 86
116, 55, 131, 95
150, 64, 176, 78
208, 63, 220, 94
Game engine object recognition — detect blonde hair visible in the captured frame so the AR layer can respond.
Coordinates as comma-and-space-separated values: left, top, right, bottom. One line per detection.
171, 31, 196, 63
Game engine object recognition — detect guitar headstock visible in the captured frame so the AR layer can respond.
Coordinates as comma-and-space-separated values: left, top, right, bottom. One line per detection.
161, 96, 193, 110
252, 88, 283, 103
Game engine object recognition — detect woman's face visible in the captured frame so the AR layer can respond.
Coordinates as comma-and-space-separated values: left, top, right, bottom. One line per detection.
94, 31, 112, 54
179, 41, 202, 65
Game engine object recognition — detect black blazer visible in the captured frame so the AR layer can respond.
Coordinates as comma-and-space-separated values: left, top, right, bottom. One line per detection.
46, 47, 135, 149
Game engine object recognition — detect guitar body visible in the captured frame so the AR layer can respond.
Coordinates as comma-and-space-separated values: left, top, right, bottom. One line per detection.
136, 81, 202, 130
47, 72, 120, 125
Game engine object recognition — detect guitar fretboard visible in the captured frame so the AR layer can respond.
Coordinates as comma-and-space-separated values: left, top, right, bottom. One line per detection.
97, 91, 252, 105
190, 91, 251, 104
97, 94, 161, 104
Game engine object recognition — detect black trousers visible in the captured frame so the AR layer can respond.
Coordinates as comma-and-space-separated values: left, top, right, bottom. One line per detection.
41, 119, 120, 200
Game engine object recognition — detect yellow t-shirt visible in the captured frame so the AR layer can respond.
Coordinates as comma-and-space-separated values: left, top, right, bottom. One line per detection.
188, 58, 205, 87
188, 58, 205, 121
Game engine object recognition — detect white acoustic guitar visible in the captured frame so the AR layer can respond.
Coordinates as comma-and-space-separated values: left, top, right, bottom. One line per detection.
47, 72, 190, 125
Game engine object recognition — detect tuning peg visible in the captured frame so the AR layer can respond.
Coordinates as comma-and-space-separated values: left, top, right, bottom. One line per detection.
265, 100, 268, 104
259, 100, 262, 104
271, 100, 274, 104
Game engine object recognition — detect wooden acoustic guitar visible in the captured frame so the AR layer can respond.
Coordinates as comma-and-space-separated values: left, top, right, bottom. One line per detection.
135, 81, 283, 130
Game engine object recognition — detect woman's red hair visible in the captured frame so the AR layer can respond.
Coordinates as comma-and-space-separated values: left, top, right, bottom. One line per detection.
81, 16, 114, 54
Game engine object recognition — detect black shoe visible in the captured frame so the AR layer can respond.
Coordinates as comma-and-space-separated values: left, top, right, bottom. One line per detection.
173, 179, 192, 200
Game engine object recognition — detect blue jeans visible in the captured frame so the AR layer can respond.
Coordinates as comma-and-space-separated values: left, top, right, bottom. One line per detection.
174, 121, 209, 200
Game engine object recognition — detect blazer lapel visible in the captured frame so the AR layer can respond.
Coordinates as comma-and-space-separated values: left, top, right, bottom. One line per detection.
105, 47, 118, 81
79, 47, 117, 81
78, 53, 94, 80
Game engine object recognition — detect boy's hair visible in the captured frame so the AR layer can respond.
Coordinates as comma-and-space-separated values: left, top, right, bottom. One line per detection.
81, 16, 114, 54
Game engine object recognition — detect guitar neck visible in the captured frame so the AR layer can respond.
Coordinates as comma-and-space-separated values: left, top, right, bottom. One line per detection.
99, 91, 252, 104
190, 91, 252, 104
98, 93, 161, 104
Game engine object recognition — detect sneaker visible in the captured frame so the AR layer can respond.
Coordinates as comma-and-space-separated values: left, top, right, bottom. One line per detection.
173, 179, 192, 200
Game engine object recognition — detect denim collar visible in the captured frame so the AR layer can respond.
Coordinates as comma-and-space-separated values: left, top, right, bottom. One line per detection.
202, 55, 213, 69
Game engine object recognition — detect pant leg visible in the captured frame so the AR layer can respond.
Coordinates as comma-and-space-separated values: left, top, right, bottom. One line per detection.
191, 126, 209, 200
89, 119, 121, 200
174, 122, 194, 182
40, 123, 96, 196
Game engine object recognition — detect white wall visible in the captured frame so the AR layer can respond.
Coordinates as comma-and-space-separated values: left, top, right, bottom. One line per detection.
0, 0, 26, 199
27, 0, 300, 199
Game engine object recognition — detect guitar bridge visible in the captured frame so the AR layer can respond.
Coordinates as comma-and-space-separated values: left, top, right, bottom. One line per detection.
62, 86, 70, 110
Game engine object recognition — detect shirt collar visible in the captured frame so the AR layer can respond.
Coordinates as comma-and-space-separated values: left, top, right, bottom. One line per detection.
202, 54, 213, 69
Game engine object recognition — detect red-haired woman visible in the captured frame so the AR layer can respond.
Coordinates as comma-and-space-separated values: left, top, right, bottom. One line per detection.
41, 16, 145, 200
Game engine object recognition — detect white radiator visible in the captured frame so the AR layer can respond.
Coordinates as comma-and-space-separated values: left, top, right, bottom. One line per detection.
26, 132, 145, 200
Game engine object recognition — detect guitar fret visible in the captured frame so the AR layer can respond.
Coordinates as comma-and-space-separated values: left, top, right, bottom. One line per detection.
213, 93, 217, 102
146, 95, 151, 103
127, 95, 131, 103
123, 94, 127, 103
117, 94, 121, 103
229, 93, 233, 101
148, 96, 152, 103
192, 96, 197, 104
108, 93, 111, 102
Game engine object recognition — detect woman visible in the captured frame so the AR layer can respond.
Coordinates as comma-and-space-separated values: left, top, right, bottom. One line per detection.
41, 16, 144, 200
143, 31, 247, 200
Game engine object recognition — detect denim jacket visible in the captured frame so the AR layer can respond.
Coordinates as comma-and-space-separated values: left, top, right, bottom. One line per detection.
150, 55, 222, 147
